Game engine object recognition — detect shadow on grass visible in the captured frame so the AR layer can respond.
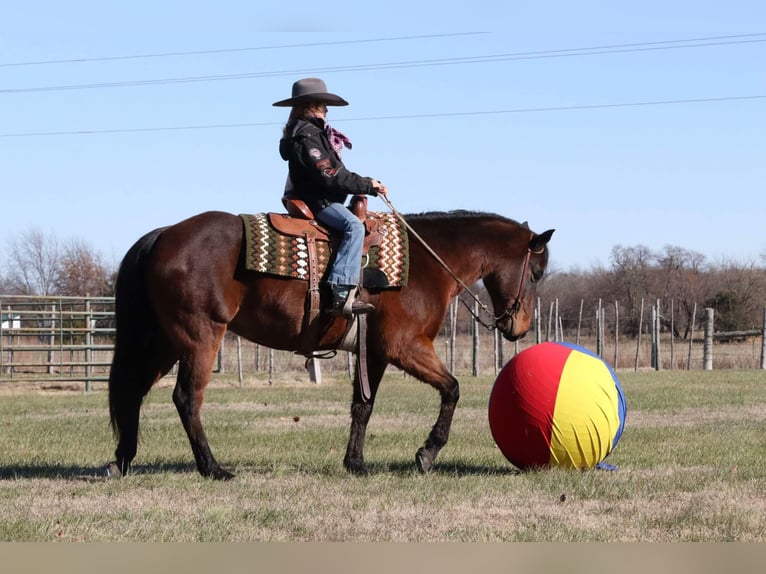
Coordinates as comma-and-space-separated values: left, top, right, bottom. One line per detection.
368, 460, 521, 477
0, 459, 520, 481
0, 461, 198, 481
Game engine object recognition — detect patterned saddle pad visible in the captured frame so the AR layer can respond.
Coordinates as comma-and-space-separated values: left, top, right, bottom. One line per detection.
239, 212, 409, 288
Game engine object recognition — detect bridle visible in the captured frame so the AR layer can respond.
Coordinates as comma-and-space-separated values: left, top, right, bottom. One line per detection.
461, 244, 544, 332
379, 195, 542, 333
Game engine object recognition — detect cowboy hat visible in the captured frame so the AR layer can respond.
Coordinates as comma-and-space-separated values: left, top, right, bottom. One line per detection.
272, 77, 349, 107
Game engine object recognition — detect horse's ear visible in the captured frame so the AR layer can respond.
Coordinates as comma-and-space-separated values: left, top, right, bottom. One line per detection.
529, 229, 555, 252
521, 221, 529, 229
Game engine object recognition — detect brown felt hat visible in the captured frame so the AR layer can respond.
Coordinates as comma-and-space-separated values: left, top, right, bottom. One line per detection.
272, 77, 349, 107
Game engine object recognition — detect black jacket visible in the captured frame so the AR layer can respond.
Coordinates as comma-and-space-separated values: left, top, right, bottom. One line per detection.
279, 117, 377, 213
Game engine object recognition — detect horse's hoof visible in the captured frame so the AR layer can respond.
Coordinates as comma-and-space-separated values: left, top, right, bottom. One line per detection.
343, 457, 368, 475
416, 448, 434, 473
104, 462, 123, 479
209, 467, 235, 481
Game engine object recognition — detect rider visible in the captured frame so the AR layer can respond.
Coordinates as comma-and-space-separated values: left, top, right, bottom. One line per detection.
273, 78, 388, 316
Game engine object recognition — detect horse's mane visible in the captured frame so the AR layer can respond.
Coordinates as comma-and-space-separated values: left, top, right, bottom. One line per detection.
404, 210, 525, 227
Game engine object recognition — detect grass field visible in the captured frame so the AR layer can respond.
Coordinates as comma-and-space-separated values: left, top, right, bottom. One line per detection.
0, 369, 764, 541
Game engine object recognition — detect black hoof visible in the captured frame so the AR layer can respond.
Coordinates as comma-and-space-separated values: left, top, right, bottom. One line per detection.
343, 456, 368, 475
415, 448, 434, 473
208, 466, 235, 481
104, 461, 124, 479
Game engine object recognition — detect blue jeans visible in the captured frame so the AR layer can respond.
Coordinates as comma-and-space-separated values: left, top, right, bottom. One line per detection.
315, 202, 364, 286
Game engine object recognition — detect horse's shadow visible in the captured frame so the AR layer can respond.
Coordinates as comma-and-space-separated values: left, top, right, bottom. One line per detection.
0, 460, 520, 481
0, 462, 197, 481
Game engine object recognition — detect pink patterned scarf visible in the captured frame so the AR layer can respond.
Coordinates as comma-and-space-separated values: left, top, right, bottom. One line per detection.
325, 124, 352, 157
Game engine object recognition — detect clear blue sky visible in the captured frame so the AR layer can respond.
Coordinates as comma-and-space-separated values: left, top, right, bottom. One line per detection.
2, 1, 764, 272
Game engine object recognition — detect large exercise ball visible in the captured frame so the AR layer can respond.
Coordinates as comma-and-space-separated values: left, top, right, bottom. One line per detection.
488, 342, 626, 470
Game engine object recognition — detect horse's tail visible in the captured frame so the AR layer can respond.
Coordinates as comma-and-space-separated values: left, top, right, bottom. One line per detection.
108, 227, 166, 437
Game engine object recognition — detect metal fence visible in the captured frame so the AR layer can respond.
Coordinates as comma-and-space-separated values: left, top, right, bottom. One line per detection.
1, 295, 114, 391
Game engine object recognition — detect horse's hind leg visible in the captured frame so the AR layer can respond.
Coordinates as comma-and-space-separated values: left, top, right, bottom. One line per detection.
173, 326, 233, 480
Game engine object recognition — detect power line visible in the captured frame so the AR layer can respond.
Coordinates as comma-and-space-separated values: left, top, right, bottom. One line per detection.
2, 33, 764, 95
2, 94, 762, 138
0, 33, 487, 68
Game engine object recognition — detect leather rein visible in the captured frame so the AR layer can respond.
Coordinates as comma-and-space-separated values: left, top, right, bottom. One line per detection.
379, 196, 540, 332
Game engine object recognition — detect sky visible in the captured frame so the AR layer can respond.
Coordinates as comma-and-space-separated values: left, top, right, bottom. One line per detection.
1, 1, 764, 273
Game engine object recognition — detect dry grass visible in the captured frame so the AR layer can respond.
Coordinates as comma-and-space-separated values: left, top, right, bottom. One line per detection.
0, 369, 764, 541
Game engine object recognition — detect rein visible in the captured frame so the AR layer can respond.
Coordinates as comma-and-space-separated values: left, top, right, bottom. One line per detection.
379, 195, 537, 331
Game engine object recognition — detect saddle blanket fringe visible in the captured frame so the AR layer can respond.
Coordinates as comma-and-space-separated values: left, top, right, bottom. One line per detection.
240, 212, 409, 287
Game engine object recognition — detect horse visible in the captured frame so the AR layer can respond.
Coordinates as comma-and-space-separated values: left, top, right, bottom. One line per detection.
107, 209, 554, 479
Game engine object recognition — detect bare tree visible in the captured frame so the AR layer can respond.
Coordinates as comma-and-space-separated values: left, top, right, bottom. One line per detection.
607, 244, 655, 335
2, 229, 60, 295
54, 238, 113, 296
655, 245, 708, 338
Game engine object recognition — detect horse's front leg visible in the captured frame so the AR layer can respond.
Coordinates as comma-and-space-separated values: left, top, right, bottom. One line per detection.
343, 353, 387, 475
396, 337, 460, 473
415, 375, 459, 473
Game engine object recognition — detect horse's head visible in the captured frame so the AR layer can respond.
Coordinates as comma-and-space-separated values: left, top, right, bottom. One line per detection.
483, 227, 554, 341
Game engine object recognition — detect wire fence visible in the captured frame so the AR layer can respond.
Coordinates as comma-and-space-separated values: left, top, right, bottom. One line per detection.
1, 295, 764, 391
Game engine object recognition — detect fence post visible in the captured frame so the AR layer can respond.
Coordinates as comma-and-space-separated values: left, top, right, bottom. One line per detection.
236, 336, 243, 387
596, 298, 603, 357
471, 300, 480, 376
535, 297, 542, 344
687, 302, 697, 370
449, 298, 457, 374
613, 300, 619, 369
703, 308, 714, 371
308, 358, 321, 385
656, 299, 662, 371
635, 298, 644, 371
85, 299, 92, 392
669, 299, 675, 370
760, 308, 766, 370
268, 348, 275, 385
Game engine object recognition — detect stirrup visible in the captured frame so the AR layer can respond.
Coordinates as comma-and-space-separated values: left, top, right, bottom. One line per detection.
326, 285, 375, 317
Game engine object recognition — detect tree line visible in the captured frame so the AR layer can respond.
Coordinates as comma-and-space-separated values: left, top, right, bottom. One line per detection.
2, 230, 765, 335
538, 244, 766, 337
0, 229, 113, 297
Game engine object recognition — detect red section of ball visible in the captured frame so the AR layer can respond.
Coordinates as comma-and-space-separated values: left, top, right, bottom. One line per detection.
488, 342, 572, 469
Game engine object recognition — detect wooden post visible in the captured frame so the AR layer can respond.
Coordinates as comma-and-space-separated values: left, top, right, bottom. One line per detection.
472, 300, 480, 377
308, 357, 322, 385
449, 298, 457, 374
268, 347, 275, 385
703, 307, 714, 371
576, 299, 584, 346
217, 336, 224, 373
535, 297, 542, 344
236, 336, 243, 387
595, 299, 602, 357
669, 299, 675, 370
613, 300, 619, 369
635, 298, 644, 371
655, 298, 661, 371
687, 303, 697, 370
547, 301, 554, 342
760, 308, 766, 370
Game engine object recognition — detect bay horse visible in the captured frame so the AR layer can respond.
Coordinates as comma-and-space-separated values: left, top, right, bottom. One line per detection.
107, 209, 554, 479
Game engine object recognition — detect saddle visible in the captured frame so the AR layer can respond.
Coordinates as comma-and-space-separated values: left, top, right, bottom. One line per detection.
275, 194, 384, 255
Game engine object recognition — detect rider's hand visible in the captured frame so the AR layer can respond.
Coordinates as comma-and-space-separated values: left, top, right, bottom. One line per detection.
371, 180, 388, 197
